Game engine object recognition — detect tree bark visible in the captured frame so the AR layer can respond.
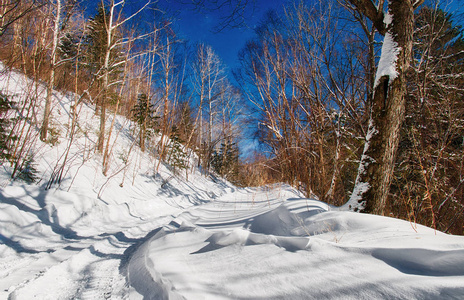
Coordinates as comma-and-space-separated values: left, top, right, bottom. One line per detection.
345, 0, 417, 214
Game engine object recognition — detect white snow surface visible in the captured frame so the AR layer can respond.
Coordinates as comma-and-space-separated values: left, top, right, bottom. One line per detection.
374, 11, 399, 89
1, 65, 464, 299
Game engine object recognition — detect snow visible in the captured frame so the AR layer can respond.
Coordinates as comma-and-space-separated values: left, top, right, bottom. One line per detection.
343, 118, 377, 211
374, 12, 400, 89
1, 65, 464, 299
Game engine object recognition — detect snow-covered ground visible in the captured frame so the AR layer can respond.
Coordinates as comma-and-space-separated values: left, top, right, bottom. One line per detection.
1, 65, 464, 299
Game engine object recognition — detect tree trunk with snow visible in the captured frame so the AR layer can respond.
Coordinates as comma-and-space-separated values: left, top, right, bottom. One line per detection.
345, 0, 423, 214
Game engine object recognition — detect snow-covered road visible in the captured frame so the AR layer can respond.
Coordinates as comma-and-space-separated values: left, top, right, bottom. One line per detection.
2, 177, 464, 299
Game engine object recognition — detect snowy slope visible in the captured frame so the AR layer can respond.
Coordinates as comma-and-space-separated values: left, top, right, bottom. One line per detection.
1, 65, 464, 299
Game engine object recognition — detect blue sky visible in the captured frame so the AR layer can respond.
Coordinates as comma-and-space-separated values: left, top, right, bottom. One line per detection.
157, 0, 288, 70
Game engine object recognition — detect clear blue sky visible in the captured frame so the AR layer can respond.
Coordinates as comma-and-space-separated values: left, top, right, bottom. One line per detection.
157, 0, 288, 70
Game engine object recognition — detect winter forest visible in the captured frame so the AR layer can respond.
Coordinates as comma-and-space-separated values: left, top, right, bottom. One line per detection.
1, 0, 464, 298
2, 0, 462, 232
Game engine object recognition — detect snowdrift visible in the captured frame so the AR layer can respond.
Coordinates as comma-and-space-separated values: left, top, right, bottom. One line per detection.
1, 64, 464, 299
129, 191, 464, 300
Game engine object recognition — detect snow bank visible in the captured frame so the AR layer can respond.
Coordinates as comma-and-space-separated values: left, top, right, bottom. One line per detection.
131, 189, 464, 299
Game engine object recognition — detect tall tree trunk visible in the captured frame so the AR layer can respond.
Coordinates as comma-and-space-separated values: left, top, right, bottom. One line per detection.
345, 0, 421, 214
97, 0, 115, 153
41, 0, 61, 142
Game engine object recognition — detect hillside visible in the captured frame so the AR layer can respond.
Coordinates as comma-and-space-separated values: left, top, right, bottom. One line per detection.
1, 65, 464, 299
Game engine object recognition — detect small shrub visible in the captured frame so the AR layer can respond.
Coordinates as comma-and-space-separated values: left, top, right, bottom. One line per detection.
15, 155, 39, 183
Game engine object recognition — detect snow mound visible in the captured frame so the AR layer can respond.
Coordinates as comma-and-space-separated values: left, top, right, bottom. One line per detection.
129, 189, 464, 299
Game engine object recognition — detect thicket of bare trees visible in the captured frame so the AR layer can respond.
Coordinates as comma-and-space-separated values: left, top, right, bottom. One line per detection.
237, 0, 464, 233
237, 3, 367, 204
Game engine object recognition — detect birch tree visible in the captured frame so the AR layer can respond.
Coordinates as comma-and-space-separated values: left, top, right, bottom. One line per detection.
87, 0, 150, 155
40, 0, 77, 142
0, 0, 42, 36
191, 43, 225, 171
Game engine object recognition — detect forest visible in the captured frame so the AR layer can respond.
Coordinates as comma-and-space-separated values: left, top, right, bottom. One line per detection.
0, 0, 463, 235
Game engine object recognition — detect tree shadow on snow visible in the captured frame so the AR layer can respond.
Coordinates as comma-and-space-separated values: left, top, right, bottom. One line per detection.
0, 186, 84, 250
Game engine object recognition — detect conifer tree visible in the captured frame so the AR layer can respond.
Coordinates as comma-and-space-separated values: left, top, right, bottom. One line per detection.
0, 92, 16, 162
15, 154, 39, 183
211, 140, 240, 181
166, 126, 188, 174
86, 1, 124, 153
131, 93, 158, 152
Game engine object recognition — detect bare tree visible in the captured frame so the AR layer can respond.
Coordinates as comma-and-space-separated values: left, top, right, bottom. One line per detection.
0, 0, 43, 36
190, 43, 225, 172
40, 0, 78, 142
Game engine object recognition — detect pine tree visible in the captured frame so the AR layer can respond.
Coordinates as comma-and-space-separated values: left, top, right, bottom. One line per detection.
86, 2, 124, 153
87, 3, 108, 82
59, 32, 81, 72
0, 92, 17, 162
131, 93, 158, 152
15, 154, 39, 183
166, 126, 188, 174
211, 140, 240, 182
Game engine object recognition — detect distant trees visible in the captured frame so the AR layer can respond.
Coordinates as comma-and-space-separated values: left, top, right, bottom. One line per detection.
237, 3, 366, 203
211, 140, 240, 182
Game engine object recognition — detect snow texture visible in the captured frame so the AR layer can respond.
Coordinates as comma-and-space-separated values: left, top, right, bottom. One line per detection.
343, 118, 377, 211
1, 64, 464, 299
374, 12, 400, 88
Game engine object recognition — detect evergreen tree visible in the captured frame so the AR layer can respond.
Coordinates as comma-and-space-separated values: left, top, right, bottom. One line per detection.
211, 140, 240, 182
0, 92, 16, 162
176, 101, 195, 144
131, 93, 158, 152
15, 155, 39, 183
166, 126, 188, 174
86, 2, 124, 152
87, 3, 108, 82
59, 32, 81, 73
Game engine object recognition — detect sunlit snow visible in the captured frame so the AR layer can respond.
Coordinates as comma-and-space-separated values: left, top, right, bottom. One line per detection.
1, 64, 464, 299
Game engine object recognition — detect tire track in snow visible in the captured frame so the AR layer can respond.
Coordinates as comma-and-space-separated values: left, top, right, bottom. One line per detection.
2, 213, 178, 300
